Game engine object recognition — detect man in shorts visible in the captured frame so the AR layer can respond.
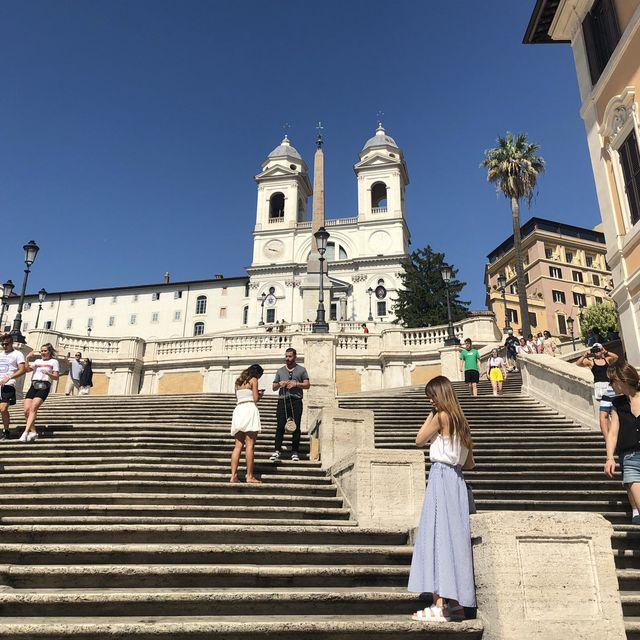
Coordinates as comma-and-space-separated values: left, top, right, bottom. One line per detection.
459, 338, 480, 397
504, 329, 519, 371
0, 334, 26, 439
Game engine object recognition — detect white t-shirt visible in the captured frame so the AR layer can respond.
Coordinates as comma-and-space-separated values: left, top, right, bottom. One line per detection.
0, 349, 26, 387
31, 358, 59, 382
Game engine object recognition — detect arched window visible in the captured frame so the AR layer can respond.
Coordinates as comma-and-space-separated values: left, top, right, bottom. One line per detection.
324, 242, 348, 262
242, 305, 249, 325
194, 322, 205, 336
371, 182, 388, 209
195, 295, 207, 314
269, 192, 285, 219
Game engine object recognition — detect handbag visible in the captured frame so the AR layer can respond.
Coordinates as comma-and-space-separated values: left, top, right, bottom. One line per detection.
466, 482, 476, 515
32, 380, 50, 391
284, 393, 297, 433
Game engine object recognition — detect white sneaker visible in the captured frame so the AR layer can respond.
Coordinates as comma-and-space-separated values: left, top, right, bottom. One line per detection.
269, 451, 280, 462
291, 453, 300, 462
26, 432, 38, 443
18, 431, 28, 443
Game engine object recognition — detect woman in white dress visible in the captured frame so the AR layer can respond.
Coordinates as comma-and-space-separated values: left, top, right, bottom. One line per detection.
230, 364, 264, 484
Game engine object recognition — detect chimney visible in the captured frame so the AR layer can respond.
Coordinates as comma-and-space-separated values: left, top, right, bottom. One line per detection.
214, 274, 223, 280
163, 272, 170, 284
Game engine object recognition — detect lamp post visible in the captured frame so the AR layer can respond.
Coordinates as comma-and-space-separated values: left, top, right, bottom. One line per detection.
440, 263, 460, 346
367, 287, 374, 322
35, 288, 47, 329
567, 316, 576, 351
258, 292, 267, 326
312, 226, 330, 333
10, 240, 40, 345
497, 273, 510, 333
0, 280, 15, 330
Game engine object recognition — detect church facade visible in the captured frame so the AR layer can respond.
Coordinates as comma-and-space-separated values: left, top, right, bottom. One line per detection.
5, 126, 411, 340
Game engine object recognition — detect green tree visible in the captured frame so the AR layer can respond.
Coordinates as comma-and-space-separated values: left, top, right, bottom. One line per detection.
579, 301, 619, 343
481, 132, 545, 339
393, 246, 469, 328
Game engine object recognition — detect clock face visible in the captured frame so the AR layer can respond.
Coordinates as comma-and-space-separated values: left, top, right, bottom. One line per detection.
264, 240, 284, 259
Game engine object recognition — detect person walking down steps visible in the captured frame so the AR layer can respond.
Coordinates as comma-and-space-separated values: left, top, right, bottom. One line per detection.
230, 364, 264, 484
409, 375, 476, 622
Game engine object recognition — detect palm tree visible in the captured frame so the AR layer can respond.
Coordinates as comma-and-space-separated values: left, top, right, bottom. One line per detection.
481, 132, 545, 339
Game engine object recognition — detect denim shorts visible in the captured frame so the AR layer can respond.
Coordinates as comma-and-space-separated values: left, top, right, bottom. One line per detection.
622, 451, 640, 484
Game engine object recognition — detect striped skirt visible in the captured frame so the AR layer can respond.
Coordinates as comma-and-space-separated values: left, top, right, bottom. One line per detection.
407, 461, 476, 607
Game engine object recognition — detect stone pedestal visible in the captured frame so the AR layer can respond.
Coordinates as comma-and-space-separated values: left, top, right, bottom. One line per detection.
330, 449, 425, 529
302, 334, 337, 431
471, 511, 625, 640
439, 344, 462, 382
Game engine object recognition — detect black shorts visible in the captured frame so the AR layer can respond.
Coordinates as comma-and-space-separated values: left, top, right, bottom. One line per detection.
25, 383, 50, 401
0, 385, 17, 406
464, 369, 480, 384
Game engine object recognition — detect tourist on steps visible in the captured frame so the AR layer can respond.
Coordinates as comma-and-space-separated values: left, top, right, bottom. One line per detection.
604, 363, 640, 525
459, 339, 480, 397
230, 364, 264, 484
0, 334, 26, 440
484, 348, 507, 396
409, 376, 476, 622
20, 343, 60, 443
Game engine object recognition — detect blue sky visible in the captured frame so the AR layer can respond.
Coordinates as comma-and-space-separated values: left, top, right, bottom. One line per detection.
0, 0, 598, 309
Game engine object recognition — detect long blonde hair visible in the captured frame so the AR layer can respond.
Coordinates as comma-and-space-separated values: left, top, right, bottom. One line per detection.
425, 375, 473, 450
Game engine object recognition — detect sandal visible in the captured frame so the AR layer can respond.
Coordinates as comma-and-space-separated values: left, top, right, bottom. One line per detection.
412, 605, 450, 623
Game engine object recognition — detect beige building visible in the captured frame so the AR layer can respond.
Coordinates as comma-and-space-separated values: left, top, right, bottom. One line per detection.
525, 0, 640, 360
485, 217, 611, 337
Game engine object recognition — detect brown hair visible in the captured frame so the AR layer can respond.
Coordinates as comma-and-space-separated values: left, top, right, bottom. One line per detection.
607, 362, 640, 391
235, 364, 264, 388
424, 376, 473, 450
40, 343, 56, 358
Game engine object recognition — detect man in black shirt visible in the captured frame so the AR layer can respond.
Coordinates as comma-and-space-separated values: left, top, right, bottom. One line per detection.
270, 348, 310, 462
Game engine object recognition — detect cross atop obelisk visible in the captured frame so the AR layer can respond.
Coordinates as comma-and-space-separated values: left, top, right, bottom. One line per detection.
311, 121, 325, 252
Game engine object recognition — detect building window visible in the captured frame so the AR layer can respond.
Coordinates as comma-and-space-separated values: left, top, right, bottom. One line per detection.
572, 271, 584, 283
193, 322, 205, 336
592, 274, 601, 286
221, 287, 227, 296
586, 255, 594, 267
151, 312, 159, 323
66, 319, 73, 330
24, 302, 31, 310
565, 251, 573, 263
88, 297, 95, 306
152, 292, 160, 301
528, 312, 537, 328
43, 321, 52, 330
129, 314, 137, 325
595, 296, 604, 304
377, 301, 387, 317
219, 307, 227, 319
174, 310, 181, 321
133, 295, 138, 302
111, 296, 118, 304
174, 291, 183, 299
544, 247, 553, 259
557, 314, 567, 335
371, 182, 388, 209
618, 130, 640, 226
582, 0, 621, 85
195, 295, 207, 314
552, 290, 566, 304
330, 303, 337, 321
509, 284, 518, 295
266, 308, 276, 324
506, 309, 519, 324
87, 317, 93, 329
108, 316, 115, 327
242, 306, 249, 325
244, 283, 250, 297
269, 192, 285, 219
573, 292, 587, 307
22, 322, 29, 330
549, 267, 562, 279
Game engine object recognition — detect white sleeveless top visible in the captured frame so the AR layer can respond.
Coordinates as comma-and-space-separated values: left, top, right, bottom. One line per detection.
429, 432, 468, 466
235, 388, 254, 404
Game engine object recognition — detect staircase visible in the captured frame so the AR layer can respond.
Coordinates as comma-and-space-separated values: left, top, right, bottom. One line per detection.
0, 393, 481, 639
340, 374, 640, 639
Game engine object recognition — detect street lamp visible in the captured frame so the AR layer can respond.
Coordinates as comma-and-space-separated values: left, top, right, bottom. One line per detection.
10, 240, 40, 345
312, 226, 330, 333
567, 316, 576, 351
440, 263, 460, 346
497, 273, 510, 333
0, 279, 15, 330
367, 287, 374, 322
258, 292, 267, 326
35, 288, 47, 329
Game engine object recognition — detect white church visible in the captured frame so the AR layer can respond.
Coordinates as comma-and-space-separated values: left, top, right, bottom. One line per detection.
6, 125, 411, 340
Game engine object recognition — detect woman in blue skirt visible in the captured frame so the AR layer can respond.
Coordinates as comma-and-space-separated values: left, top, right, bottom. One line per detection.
408, 375, 476, 622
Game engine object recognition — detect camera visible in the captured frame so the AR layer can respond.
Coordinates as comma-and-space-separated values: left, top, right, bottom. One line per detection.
590, 346, 600, 354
